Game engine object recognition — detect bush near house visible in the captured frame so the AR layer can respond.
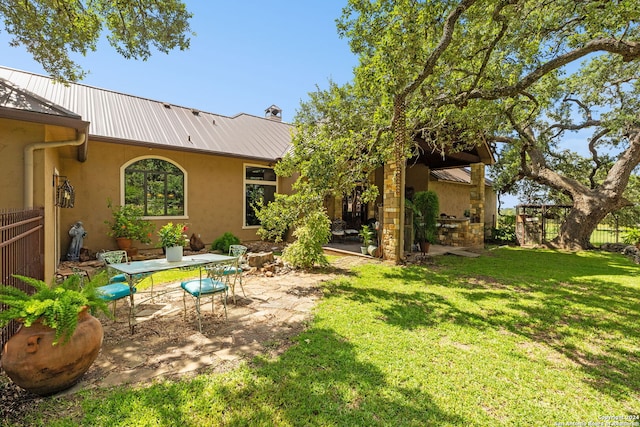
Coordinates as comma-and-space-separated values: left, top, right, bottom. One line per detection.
211, 232, 240, 253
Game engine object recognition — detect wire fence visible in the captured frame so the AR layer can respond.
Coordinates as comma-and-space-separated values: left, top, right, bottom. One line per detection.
590, 225, 624, 247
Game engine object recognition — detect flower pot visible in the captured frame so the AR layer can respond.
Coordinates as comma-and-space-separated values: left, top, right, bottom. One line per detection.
419, 241, 431, 254
367, 245, 378, 257
165, 245, 183, 262
116, 237, 132, 250
1, 308, 103, 395
360, 246, 368, 255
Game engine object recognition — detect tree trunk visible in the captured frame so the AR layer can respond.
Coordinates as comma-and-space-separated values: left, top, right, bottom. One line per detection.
552, 193, 610, 250
525, 131, 640, 250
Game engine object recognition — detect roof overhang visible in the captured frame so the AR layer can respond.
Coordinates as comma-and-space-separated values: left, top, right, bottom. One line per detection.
0, 78, 90, 161
0, 107, 90, 161
410, 122, 495, 169
411, 137, 494, 170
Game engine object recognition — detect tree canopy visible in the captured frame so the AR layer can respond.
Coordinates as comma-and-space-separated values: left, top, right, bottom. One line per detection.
269, 0, 640, 260
0, 0, 193, 81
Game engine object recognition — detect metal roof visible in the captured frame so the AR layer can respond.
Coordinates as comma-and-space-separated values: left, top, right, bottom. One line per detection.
0, 77, 81, 118
430, 167, 493, 185
0, 66, 292, 161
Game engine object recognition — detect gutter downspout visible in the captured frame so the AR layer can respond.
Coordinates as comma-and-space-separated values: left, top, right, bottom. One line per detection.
24, 131, 86, 209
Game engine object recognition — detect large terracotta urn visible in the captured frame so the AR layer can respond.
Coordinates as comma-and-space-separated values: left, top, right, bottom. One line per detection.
1, 308, 103, 395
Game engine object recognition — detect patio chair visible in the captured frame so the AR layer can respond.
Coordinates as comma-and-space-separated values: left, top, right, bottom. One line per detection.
224, 244, 247, 303
97, 250, 136, 318
181, 263, 229, 332
331, 219, 347, 242
103, 249, 156, 298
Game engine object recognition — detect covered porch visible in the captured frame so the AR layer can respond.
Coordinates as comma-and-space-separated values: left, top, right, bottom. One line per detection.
326, 138, 494, 262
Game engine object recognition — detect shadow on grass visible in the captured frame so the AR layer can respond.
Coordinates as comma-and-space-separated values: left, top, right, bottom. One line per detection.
72, 328, 465, 426
323, 249, 639, 401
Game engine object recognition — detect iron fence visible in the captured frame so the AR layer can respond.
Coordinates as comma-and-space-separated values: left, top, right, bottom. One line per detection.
0, 207, 44, 348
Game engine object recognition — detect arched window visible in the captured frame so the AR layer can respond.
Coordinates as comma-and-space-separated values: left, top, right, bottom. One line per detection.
124, 158, 185, 217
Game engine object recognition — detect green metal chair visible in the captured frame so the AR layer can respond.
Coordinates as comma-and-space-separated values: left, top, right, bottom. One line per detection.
181, 263, 229, 332
98, 250, 136, 318
223, 244, 247, 303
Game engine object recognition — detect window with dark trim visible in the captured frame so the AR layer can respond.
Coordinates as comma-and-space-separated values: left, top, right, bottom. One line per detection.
125, 158, 185, 216
244, 165, 277, 227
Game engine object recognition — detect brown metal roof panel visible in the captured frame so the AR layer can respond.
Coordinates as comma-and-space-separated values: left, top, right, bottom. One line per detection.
0, 66, 293, 160
231, 114, 292, 158
431, 167, 494, 186
431, 168, 472, 184
0, 78, 81, 118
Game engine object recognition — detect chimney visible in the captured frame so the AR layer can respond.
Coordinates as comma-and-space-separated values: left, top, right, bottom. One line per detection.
265, 104, 282, 122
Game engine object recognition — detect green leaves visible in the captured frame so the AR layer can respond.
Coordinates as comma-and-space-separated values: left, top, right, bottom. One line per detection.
0, 0, 193, 81
0, 274, 110, 345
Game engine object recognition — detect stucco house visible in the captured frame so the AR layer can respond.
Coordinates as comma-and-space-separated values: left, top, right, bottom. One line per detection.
1, 65, 495, 282
0, 66, 294, 282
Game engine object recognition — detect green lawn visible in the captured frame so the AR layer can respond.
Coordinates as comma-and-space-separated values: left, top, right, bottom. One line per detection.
9, 247, 640, 426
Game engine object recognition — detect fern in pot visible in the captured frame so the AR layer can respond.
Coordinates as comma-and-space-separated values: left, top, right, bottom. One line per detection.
0, 274, 110, 395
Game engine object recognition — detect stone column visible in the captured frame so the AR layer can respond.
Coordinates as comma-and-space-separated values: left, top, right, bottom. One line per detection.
469, 163, 486, 247
382, 159, 405, 262
469, 163, 485, 222
382, 98, 407, 263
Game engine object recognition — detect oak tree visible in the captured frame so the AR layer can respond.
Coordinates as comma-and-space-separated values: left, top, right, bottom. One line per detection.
0, 0, 193, 81
274, 0, 640, 257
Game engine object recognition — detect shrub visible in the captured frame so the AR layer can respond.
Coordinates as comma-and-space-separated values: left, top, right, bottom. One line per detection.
211, 232, 240, 253
490, 214, 517, 244
622, 227, 640, 246
282, 210, 331, 269
254, 194, 298, 243
412, 191, 439, 243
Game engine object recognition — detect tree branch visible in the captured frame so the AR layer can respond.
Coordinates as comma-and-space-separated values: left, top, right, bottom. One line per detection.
439, 38, 640, 105
401, 0, 477, 99
587, 128, 609, 188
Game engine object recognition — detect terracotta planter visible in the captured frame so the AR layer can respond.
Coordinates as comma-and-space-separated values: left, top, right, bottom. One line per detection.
116, 237, 133, 250
1, 308, 104, 395
165, 245, 183, 262
419, 241, 431, 254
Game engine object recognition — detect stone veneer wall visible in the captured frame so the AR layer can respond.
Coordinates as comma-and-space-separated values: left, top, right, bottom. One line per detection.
381, 160, 404, 261
469, 163, 485, 224
437, 219, 485, 247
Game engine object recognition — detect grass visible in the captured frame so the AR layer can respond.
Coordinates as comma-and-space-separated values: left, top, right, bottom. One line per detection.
10, 247, 640, 426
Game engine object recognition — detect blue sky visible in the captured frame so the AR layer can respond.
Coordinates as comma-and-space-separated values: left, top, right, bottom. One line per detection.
1, 2, 538, 208
0, 2, 357, 122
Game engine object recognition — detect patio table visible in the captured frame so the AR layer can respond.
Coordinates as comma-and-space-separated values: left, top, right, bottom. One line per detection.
108, 253, 236, 333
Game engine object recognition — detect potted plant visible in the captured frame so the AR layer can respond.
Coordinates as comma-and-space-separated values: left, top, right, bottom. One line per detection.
0, 274, 110, 395
158, 222, 188, 261
413, 190, 439, 253
623, 227, 640, 249
104, 200, 154, 250
358, 225, 375, 255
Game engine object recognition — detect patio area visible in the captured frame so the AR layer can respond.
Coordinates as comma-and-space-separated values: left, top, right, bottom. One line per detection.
53, 255, 373, 395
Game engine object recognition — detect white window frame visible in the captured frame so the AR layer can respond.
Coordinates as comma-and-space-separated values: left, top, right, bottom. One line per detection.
243, 163, 278, 228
